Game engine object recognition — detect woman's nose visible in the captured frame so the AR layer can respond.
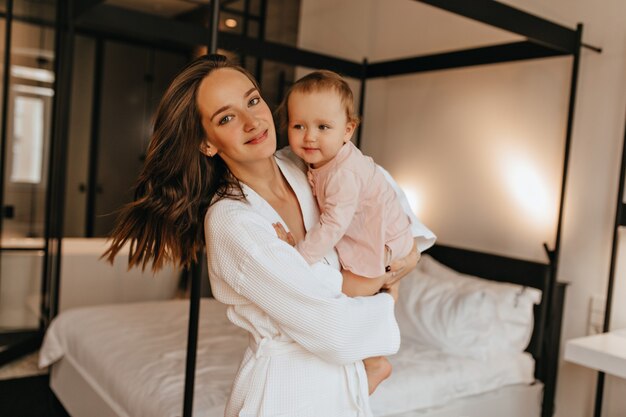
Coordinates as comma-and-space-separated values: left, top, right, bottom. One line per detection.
243, 112, 260, 131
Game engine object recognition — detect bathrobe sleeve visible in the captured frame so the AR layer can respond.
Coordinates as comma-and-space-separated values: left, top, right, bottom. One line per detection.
295, 170, 361, 265
205, 201, 400, 365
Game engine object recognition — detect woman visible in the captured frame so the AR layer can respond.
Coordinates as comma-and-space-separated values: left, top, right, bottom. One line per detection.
105, 54, 434, 417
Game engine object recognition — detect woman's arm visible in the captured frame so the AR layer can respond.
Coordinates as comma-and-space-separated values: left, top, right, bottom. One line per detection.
205, 202, 400, 365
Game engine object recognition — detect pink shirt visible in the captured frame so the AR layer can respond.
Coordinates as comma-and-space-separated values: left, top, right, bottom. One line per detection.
295, 142, 414, 278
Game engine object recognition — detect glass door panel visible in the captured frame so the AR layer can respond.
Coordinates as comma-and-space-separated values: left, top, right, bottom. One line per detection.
0, 2, 56, 362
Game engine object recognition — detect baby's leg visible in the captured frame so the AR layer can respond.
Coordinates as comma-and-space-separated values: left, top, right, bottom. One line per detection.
363, 356, 392, 395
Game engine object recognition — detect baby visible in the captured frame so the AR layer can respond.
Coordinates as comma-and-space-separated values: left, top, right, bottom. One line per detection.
274, 70, 416, 395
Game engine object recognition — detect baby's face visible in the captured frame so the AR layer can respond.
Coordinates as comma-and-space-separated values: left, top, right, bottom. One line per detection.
286, 90, 355, 168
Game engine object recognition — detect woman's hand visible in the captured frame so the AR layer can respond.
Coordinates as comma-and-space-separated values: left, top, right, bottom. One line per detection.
384, 281, 400, 302
382, 239, 420, 289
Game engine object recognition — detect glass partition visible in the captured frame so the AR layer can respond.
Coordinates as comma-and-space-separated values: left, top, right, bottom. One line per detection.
0, 0, 56, 364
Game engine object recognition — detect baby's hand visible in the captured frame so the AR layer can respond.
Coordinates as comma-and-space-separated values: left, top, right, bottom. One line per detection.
273, 223, 296, 247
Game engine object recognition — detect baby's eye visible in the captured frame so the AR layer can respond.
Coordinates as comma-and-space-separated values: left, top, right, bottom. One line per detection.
318, 124, 330, 130
219, 115, 234, 125
291, 124, 304, 130
249, 97, 260, 106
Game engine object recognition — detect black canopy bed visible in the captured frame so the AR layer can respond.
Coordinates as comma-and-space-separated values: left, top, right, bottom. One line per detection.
41, 1, 601, 416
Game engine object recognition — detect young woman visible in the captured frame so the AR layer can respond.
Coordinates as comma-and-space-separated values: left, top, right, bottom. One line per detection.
104, 54, 433, 417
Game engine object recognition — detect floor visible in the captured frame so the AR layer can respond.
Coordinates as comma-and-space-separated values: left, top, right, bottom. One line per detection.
0, 374, 71, 417
0, 351, 70, 416
0, 352, 46, 380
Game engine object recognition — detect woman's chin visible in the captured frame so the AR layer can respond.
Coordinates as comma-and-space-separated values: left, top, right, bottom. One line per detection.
262, 139, 278, 158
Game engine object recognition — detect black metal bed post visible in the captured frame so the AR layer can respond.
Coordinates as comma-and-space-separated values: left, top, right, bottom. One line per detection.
209, 0, 220, 54
85, 38, 104, 237
355, 58, 367, 149
44, 0, 75, 324
541, 23, 583, 417
182, 255, 203, 417
182, 3, 220, 416
593, 95, 626, 417
255, 0, 268, 82
0, 0, 13, 268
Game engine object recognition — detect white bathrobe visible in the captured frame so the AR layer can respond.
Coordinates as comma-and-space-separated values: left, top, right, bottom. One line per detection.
204, 149, 435, 417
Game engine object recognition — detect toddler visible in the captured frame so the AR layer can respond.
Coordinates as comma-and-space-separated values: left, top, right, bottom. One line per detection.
274, 70, 416, 395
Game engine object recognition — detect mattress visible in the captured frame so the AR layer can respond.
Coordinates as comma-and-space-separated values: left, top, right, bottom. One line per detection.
40, 299, 535, 417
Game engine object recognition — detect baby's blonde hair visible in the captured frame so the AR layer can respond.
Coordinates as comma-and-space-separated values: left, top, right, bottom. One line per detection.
277, 70, 360, 130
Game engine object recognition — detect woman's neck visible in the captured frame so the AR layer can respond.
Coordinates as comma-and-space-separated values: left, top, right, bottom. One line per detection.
231, 157, 289, 200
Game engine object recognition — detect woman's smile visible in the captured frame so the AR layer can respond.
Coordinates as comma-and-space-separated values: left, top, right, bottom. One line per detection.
246, 129, 268, 145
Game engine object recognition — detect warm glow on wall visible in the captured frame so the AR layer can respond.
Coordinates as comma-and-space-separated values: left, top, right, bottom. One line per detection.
399, 184, 422, 217
501, 151, 554, 229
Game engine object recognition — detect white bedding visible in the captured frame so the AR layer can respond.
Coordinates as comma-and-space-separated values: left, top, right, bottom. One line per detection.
40, 299, 535, 417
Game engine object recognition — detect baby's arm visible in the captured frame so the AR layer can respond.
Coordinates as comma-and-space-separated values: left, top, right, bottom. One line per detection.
295, 171, 361, 264
272, 221, 390, 297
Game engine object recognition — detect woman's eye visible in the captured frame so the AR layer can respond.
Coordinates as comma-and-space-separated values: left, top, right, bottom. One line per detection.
219, 115, 234, 125
249, 97, 260, 106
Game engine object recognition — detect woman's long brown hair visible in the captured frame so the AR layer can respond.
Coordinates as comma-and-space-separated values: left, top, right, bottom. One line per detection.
103, 54, 259, 271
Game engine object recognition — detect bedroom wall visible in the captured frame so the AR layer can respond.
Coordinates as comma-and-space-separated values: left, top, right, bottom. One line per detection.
298, 1, 626, 416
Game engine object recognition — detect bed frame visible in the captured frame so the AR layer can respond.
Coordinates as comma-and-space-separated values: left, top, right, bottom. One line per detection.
41, 1, 600, 416
426, 243, 567, 417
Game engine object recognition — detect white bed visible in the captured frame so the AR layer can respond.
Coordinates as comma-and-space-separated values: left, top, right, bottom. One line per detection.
40, 294, 541, 417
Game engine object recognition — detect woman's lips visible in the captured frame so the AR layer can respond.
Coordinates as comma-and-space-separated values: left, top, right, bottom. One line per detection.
246, 130, 268, 145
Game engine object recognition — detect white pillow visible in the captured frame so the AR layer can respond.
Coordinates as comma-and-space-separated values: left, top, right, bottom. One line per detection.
395, 255, 542, 359
395, 268, 498, 359
419, 255, 542, 352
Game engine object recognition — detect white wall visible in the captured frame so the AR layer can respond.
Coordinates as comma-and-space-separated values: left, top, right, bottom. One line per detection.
299, 1, 626, 416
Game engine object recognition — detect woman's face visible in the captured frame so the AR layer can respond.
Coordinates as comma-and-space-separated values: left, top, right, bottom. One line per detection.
197, 68, 276, 169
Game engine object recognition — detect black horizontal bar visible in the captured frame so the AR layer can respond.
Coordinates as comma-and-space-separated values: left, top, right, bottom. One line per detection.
73, 3, 582, 81
222, 6, 261, 20
75, 4, 211, 47
218, 32, 363, 78
582, 43, 602, 54
415, 0, 578, 53
366, 41, 567, 78
75, 4, 363, 79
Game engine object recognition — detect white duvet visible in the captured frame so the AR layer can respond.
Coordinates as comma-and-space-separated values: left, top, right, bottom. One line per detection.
40, 298, 535, 417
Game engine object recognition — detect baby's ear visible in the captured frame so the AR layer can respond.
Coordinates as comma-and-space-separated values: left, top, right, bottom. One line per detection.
343, 121, 357, 142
